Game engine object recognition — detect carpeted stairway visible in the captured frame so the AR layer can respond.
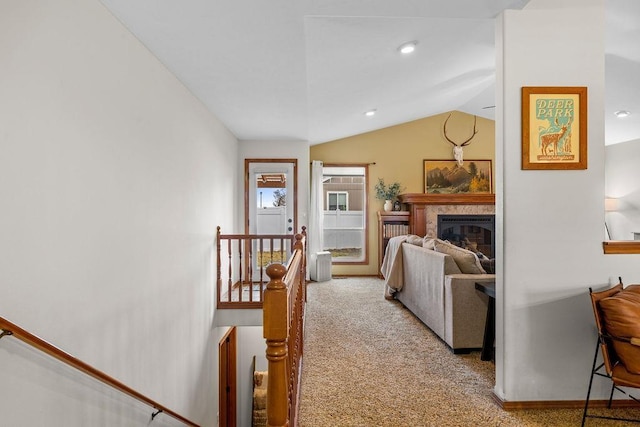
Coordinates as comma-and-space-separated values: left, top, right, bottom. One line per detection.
297, 277, 636, 426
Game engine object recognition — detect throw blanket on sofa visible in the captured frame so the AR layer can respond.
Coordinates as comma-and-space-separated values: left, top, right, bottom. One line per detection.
381, 235, 408, 295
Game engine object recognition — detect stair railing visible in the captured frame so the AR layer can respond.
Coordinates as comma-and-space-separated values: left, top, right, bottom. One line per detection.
0, 317, 199, 426
216, 226, 307, 308
263, 231, 306, 427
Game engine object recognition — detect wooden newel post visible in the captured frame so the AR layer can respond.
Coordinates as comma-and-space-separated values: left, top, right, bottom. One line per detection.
264, 263, 289, 427
293, 233, 303, 252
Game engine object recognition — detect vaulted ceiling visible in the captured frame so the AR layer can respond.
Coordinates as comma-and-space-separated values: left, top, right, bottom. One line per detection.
99, 0, 639, 146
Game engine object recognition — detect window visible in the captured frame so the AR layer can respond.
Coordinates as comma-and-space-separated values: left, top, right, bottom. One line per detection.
322, 165, 368, 264
327, 191, 348, 211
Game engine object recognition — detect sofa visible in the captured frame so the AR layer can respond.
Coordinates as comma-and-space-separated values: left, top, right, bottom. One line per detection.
382, 236, 495, 352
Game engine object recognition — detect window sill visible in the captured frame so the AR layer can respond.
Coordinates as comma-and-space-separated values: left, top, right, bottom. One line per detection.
603, 241, 640, 254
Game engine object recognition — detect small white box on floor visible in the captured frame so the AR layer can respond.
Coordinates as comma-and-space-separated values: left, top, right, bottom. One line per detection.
310, 251, 332, 282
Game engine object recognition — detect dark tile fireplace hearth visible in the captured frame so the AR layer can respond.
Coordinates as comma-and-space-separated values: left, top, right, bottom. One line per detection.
437, 214, 495, 259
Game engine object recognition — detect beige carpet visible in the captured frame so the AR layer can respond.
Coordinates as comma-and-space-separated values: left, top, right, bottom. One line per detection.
297, 277, 638, 426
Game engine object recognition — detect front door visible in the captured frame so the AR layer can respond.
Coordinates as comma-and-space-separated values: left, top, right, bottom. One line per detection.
245, 159, 297, 280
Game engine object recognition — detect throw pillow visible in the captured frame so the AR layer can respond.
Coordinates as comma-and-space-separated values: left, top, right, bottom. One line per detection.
406, 234, 424, 246
480, 258, 496, 274
423, 237, 448, 250
423, 237, 436, 250
599, 286, 640, 374
434, 240, 486, 274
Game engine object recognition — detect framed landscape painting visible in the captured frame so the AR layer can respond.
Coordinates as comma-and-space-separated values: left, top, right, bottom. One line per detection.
423, 160, 492, 194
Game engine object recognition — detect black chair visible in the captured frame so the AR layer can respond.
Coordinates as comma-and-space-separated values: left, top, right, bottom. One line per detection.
582, 279, 640, 425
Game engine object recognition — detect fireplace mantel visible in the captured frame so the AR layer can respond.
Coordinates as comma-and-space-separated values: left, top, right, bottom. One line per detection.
398, 193, 496, 237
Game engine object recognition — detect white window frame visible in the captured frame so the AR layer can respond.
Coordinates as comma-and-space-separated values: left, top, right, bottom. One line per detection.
327, 191, 349, 211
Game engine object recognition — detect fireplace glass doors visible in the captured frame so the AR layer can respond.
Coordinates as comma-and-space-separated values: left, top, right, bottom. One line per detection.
437, 214, 495, 259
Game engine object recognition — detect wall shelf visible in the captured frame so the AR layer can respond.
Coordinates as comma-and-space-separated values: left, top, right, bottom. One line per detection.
603, 241, 640, 254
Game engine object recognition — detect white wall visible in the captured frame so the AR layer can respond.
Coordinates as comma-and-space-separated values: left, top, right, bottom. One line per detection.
605, 139, 640, 240
497, 0, 640, 403
0, 0, 238, 425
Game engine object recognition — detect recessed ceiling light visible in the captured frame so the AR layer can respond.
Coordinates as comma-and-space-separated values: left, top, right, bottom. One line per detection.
364, 109, 376, 117
398, 41, 418, 55
615, 110, 631, 118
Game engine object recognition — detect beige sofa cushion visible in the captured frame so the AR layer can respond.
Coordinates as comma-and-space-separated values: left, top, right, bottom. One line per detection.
434, 240, 486, 274
443, 254, 462, 275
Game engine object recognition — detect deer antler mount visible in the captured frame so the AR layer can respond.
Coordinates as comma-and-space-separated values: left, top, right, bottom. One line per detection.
443, 113, 478, 166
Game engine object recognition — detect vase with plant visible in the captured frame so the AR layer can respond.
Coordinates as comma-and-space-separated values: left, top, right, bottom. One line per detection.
375, 178, 403, 211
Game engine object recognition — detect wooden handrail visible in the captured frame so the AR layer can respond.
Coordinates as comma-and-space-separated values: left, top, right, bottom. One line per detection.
263, 231, 306, 427
0, 317, 199, 427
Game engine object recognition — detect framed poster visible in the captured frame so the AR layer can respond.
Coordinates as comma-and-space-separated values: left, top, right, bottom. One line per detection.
522, 86, 587, 170
423, 160, 492, 194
